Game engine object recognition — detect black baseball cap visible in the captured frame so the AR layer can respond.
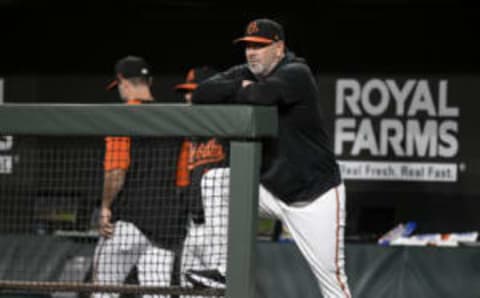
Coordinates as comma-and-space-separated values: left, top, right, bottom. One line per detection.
106, 56, 152, 90
234, 18, 285, 45
174, 66, 217, 92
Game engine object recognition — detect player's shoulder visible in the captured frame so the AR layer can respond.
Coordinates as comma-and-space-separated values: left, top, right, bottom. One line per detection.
279, 52, 311, 72
285, 59, 311, 72
278, 60, 313, 82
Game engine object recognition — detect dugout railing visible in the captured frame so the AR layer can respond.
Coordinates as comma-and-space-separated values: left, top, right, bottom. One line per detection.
0, 104, 278, 298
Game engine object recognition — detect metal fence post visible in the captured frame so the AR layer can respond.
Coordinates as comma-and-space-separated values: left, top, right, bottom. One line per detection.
226, 141, 261, 298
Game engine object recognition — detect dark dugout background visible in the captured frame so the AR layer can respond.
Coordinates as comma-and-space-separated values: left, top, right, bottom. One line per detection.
0, 0, 479, 237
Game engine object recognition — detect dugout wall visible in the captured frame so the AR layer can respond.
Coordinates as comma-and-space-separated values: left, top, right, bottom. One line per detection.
0, 104, 277, 298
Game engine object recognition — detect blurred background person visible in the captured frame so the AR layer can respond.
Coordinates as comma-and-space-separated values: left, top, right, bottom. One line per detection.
174, 66, 230, 292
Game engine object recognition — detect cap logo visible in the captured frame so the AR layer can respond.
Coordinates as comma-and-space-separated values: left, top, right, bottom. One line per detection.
186, 69, 196, 83
246, 21, 259, 35
141, 68, 149, 75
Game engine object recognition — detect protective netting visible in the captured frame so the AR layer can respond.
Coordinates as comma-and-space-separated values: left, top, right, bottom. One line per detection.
0, 135, 229, 298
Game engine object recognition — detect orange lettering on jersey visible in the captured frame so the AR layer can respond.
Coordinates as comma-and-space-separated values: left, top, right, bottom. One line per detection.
188, 138, 225, 170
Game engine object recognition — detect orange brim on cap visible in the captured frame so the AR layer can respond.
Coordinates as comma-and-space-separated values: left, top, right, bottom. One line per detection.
233, 36, 274, 44
174, 83, 198, 91
106, 79, 119, 91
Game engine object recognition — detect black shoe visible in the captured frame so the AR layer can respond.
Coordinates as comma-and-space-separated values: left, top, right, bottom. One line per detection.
185, 269, 226, 289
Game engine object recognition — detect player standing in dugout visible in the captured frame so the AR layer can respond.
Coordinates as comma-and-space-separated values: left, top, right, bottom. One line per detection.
174, 66, 230, 291
191, 19, 352, 298
92, 56, 186, 298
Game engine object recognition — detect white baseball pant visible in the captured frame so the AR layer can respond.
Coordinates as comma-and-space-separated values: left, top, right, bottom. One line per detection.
92, 221, 175, 298
181, 168, 229, 296
259, 183, 351, 298
184, 168, 351, 298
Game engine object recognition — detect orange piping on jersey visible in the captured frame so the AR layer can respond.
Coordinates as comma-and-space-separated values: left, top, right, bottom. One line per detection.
176, 140, 192, 187
335, 187, 351, 298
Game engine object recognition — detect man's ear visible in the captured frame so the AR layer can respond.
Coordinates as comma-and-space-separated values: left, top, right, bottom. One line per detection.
120, 79, 132, 90
276, 41, 286, 57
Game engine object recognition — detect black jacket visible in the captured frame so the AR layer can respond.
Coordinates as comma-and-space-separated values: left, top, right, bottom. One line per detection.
192, 52, 341, 204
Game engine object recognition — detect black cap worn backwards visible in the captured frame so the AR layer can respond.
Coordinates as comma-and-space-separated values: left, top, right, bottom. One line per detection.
106, 56, 152, 90
234, 18, 285, 45
174, 66, 217, 92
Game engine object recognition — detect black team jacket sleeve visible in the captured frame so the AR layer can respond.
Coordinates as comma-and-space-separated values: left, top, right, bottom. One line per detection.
191, 65, 244, 104
192, 52, 341, 204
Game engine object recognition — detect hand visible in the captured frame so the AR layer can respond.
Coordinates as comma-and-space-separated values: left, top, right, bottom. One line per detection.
99, 207, 114, 238
242, 80, 254, 88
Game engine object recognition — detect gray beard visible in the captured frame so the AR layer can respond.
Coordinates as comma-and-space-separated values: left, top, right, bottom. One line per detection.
247, 63, 266, 77
248, 59, 280, 78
